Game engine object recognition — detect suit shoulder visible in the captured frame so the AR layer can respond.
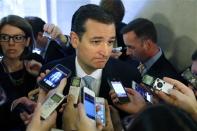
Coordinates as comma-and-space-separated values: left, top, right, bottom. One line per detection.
41, 55, 75, 72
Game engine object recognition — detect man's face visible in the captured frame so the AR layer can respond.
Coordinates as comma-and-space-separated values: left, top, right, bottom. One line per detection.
191, 60, 197, 75
123, 31, 147, 62
71, 19, 116, 74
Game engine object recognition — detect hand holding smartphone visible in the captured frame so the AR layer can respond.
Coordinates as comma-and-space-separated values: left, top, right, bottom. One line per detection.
38, 64, 71, 91
108, 79, 130, 103
132, 81, 153, 103
81, 87, 96, 121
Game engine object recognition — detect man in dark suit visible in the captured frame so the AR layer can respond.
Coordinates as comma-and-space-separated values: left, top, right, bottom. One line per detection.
121, 18, 186, 83
41, 4, 141, 103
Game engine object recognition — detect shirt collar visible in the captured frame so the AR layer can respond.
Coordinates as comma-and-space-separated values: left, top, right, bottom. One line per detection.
143, 48, 162, 70
75, 57, 102, 80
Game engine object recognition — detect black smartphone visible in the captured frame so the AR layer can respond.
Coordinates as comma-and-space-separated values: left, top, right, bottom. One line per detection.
38, 64, 71, 91
108, 79, 130, 103
132, 81, 153, 103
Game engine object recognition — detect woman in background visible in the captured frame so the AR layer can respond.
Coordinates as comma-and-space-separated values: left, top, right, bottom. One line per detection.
0, 15, 41, 130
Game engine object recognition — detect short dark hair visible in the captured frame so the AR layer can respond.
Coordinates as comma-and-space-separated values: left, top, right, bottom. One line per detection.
0, 15, 35, 58
24, 16, 46, 38
192, 50, 197, 61
71, 4, 115, 40
128, 104, 197, 131
121, 18, 157, 43
99, 0, 125, 23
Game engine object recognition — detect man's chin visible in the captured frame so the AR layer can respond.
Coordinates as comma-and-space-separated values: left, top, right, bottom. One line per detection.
94, 63, 106, 69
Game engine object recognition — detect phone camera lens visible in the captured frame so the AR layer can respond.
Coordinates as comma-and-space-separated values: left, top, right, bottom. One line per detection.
157, 82, 163, 88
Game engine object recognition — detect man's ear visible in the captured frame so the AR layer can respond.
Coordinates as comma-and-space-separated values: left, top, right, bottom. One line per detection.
143, 39, 152, 50
70, 31, 79, 49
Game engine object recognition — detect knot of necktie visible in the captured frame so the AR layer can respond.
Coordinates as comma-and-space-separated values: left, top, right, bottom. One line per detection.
83, 76, 94, 89
137, 63, 146, 75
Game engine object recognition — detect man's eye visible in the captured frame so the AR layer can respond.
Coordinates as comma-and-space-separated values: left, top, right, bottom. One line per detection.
91, 40, 101, 45
108, 40, 115, 46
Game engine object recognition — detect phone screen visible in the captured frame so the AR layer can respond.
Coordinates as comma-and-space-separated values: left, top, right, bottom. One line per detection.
84, 93, 95, 120
111, 81, 127, 97
142, 75, 155, 86
96, 98, 105, 126
39, 64, 71, 90
132, 81, 153, 103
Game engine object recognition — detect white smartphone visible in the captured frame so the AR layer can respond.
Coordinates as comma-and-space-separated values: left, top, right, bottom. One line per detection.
68, 76, 81, 104
82, 87, 96, 121
41, 92, 65, 120
96, 97, 105, 126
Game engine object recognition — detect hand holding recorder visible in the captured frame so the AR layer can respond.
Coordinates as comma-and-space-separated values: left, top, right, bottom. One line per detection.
156, 77, 197, 122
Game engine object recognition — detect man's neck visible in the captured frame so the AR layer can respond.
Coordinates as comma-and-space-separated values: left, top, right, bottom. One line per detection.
143, 44, 160, 63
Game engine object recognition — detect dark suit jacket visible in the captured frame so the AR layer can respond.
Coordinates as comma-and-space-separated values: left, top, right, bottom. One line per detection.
145, 54, 187, 84
41, 55, 141, 103
41, 55, 141, 127
44, 40, 75, 64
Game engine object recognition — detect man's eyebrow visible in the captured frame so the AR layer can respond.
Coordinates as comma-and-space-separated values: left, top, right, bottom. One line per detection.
90, 36, 116, 40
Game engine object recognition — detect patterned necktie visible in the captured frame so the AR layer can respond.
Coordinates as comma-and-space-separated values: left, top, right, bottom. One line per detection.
83, 76, 94, 90
137, 62, 146, 75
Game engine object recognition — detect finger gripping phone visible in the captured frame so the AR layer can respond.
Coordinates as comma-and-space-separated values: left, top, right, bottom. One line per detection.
108, 79, 130, 103
142, 75, 174, 94
38, 64, 71, 91
41, 92, 65, 120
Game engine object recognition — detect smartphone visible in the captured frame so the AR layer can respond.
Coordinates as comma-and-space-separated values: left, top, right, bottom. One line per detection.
38, 64, 71, 91
132, 81, 153, 103
68, 76, 81, 104
96, 97, 105, 126
142, 75, 174, 94
82, 87, 96, 121
181, 68, 197, 89
43, 31, 52, 39
41, 92, 65, 120
112, 47, 122, 53
108, 79, 130, 103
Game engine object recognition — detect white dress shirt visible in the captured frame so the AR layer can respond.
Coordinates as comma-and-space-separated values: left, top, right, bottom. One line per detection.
75, 57, 102, 96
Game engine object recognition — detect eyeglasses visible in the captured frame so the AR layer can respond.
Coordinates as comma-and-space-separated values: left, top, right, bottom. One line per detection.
0, 34, 27, 43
